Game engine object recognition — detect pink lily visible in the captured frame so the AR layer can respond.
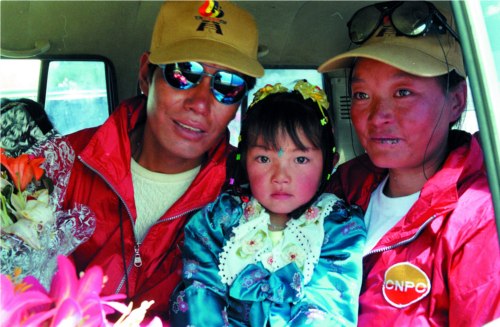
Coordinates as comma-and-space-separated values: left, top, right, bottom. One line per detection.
7, 256, 124, 326
1, 256, 163, 326
0, 273, 52, 326
46, 256, 125, 326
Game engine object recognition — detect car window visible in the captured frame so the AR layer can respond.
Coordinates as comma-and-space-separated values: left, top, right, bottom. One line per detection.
45, 60, 109, 135
0, 57, 116, 135
0, 59, 39, 101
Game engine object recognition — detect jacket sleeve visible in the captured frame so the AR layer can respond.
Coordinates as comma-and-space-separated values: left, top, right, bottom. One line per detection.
447, 199, 500, 326
169, 193, 242, 327
288, 201, 366, 326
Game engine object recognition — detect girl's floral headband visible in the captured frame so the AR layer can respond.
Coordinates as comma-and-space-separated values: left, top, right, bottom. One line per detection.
249, 80, 331, 126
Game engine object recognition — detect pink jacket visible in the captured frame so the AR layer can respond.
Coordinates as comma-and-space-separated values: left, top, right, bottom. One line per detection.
328, 131, 500, 326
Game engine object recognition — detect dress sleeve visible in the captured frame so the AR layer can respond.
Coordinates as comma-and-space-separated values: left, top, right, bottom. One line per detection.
289, 200, 366, 326
169, 193, 242, 327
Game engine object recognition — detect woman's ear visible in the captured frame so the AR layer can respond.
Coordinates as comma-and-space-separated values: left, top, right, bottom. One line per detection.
138, 52, 152, 96
449, 80, 468, 123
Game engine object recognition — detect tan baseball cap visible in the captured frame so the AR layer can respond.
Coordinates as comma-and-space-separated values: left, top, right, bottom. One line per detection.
318, 2, 466, 78
149, 0, 264, 78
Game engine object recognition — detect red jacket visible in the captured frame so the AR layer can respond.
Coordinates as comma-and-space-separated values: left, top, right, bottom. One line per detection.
328, 131, 500, 326
44, 96, 232, 320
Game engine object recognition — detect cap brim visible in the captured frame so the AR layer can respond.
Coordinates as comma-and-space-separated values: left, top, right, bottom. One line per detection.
318, 43, 459, 77
149, 38, 264, 78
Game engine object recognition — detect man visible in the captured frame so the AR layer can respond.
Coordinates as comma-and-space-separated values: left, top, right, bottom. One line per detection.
319, 1, 499, 326
36, 0, 263, 320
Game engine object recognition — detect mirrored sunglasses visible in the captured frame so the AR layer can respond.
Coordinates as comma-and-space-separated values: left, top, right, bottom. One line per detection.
159, 61, 247, 105
347, 1, 460, 45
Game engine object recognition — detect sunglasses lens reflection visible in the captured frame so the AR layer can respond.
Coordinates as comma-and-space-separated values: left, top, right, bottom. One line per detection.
392, 2, 431, 36
349, 5, 383, 44
162, 61, 246, 105
164, 62, 204, 90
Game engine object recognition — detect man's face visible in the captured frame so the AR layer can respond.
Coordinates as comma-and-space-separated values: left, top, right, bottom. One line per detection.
142, 59, 240, 173
350, 58, 464, 175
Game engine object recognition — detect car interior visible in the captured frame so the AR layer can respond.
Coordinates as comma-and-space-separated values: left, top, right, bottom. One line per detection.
1, 1, 499, 236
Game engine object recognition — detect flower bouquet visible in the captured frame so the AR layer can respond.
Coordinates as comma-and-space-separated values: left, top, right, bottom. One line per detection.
0, 147, 163, 325
2, 255, 162, 326
0, 148, 96, 289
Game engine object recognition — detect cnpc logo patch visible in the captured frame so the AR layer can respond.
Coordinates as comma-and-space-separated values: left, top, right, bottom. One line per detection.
382, 262, 431, 308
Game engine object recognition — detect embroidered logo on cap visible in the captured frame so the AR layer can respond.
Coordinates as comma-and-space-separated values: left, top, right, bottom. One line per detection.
196, 1, 226, 35
382, 262, 431, 308
199, 0, 224, 18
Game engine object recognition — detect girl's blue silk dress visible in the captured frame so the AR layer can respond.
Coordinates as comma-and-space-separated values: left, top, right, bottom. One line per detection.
170, 193, 366, 326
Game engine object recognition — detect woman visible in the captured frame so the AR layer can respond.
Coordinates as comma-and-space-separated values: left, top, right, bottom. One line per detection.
318, 1, 499, 326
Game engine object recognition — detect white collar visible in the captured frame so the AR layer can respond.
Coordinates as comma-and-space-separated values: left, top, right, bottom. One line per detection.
218, 194, 338, 286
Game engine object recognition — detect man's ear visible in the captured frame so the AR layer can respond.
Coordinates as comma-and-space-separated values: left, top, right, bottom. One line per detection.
449, 80, 468, 123
138, 52, 152, 96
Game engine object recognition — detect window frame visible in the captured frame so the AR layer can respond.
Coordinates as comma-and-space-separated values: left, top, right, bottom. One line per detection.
452, 1, 500, 239
35, 54, 118, 115
0, 54, 118, 116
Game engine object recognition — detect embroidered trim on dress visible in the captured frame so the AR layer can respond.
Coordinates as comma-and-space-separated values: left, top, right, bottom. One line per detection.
218, 193, 338, 286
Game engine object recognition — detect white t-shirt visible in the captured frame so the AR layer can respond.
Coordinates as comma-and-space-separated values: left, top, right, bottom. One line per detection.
131, 158, 200, 242
363, 176, 420, 255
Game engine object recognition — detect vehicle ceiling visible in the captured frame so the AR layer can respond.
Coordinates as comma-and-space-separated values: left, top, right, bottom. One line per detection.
0, 1, 379, 102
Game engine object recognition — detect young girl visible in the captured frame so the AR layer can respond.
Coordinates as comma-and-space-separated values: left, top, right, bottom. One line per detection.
170, 81, 366, 327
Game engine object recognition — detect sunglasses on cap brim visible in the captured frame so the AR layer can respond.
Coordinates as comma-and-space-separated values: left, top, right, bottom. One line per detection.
159, 61, 248, 105
347, 1, 460, 45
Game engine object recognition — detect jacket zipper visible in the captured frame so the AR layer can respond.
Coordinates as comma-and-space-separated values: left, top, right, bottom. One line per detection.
366, 214, 437, 256
78, 155, 204, 294
133, 243, 142, 267
79, 156, 141, 293
116, 206, 204, 294
156, 207, 203, 224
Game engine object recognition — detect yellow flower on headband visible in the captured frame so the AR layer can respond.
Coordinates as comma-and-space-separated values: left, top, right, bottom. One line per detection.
249, 83, 289, 108
293, 80, 329, 110
293, 80, 330, 125
249, 80, 330, 126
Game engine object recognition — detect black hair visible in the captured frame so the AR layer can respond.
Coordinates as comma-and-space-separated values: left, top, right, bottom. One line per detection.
244, 76, 257, 91
0, 98, 53, 134
436, 70, 464, 92
436, 70, 466, 128
232, 90, 336, 219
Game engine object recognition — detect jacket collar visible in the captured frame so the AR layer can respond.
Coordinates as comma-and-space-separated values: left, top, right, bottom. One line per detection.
78, 95, 232, 216
339, 130, 483, 247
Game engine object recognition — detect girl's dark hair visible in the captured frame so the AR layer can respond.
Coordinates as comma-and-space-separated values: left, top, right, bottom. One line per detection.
232, 90, 336, 219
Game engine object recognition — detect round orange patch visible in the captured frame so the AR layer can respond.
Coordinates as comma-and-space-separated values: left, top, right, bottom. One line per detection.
382, 262, 431, 308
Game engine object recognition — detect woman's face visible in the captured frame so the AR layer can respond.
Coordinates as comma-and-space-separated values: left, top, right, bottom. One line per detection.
350, 59, 465, 175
